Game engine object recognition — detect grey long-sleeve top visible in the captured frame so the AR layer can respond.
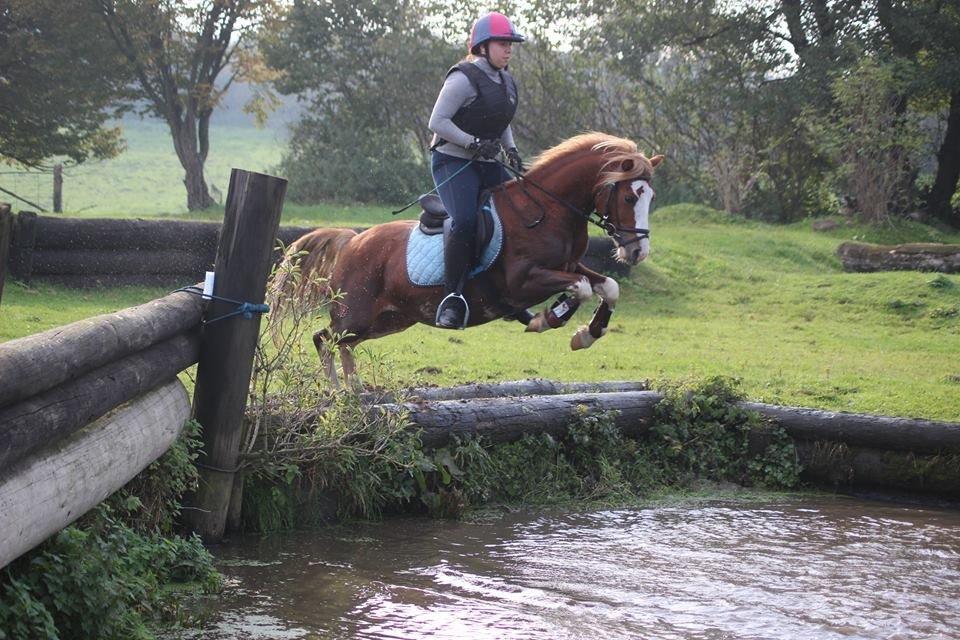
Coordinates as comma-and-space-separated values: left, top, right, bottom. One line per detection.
428, 57, 516, 162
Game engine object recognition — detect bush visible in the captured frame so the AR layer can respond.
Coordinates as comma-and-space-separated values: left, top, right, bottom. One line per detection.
280, 113, 432, 205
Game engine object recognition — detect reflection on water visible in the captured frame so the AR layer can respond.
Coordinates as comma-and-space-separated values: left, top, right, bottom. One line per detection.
186, 497, 960, 639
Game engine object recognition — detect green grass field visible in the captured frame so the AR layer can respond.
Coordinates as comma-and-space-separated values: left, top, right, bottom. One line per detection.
3, 201, 959, 421
1, 120, 286, 215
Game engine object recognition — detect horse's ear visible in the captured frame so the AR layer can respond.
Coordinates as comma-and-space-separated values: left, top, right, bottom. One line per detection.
650, 154, 665, 168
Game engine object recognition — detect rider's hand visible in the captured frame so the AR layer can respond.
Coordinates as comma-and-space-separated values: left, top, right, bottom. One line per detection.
468, 138, 502, 160
506, 147, 524, 173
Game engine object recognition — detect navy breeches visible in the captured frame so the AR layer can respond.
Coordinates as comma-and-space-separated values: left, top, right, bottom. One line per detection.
431, 152, 511, 244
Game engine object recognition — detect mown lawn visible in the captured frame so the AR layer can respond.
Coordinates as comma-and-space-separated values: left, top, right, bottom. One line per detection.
2, 203, 958, 420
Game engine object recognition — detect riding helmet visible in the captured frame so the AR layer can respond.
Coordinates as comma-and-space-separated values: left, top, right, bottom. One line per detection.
468, 12, 525, 54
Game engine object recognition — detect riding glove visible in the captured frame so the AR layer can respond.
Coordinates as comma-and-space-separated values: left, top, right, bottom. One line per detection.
506, 147, 524, 173
468, 138, 502, 160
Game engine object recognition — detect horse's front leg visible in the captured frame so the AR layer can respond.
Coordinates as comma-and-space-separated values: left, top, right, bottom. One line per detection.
520, 267, 599, 333
570, 263, 619, 351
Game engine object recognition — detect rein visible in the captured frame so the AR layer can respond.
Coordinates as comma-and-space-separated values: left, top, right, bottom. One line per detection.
496, 159, 651, 248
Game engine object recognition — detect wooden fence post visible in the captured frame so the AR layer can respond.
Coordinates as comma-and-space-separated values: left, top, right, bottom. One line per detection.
0, 204, 11, 305
53, 164, 63, 214
184, 169, 287, 542
9, 211, 37, 284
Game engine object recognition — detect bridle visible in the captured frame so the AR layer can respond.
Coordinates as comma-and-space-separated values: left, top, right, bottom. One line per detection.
497, 160, 653, 250
595, 178, 652, 250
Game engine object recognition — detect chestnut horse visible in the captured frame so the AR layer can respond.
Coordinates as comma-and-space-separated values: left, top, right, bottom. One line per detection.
271, 132, 663, 385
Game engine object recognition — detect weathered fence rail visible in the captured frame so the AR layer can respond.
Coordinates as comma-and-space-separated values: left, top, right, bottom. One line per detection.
0, 169, 289, 569
0, 211, 627, 289
0, 380, 190, 569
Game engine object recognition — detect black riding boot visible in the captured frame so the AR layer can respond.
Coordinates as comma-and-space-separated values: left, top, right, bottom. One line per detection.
435, 230, 475, 329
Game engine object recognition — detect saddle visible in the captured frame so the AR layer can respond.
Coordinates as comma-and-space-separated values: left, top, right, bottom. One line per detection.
418, 194, 496, 258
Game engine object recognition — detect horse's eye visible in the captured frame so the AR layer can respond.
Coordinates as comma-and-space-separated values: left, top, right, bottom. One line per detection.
625, 195, 638, 205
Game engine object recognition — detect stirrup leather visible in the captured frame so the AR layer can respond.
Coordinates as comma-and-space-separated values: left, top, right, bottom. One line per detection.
435, 292, 470, 328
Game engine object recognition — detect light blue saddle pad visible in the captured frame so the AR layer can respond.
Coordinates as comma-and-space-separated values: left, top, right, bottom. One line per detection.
406, 200, 504, 287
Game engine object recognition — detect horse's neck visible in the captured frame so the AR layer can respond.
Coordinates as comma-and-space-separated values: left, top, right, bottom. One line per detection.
532, 153, 605, 212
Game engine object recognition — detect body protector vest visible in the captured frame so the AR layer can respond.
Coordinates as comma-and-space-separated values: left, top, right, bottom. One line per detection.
449, 61, 518, 141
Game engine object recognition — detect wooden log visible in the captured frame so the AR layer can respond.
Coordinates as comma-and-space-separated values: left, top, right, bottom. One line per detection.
34, 216, 221, 252
364, 379, 651, 404
742, 402, 960, 455
186, 169, 287, 542
0, 204, 11, 305
27, 273, 200, 289
30, 248, 210, 276
0, 380, 189, 570
0, 332, 199, 471
32, 215, 317, 254
378, 391, 664, 449
0, 288, 204, 408
837, 241, 960, 273
9, 211, 37, 282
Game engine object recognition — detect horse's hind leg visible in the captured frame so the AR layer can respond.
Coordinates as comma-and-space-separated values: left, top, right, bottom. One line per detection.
313, 328, 339, 387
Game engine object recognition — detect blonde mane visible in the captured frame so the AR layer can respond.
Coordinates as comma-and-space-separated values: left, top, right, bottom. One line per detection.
527, 132, 654, 190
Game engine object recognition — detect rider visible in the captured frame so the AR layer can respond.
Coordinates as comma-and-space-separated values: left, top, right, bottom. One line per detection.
428, 11, 526, 329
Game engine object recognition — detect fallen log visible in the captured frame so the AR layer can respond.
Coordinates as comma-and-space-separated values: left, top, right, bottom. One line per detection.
0, 288, 204, 407
837, 241, 960, 273
0, 380, 189, 570
364, 379, 651, 404
369, 390, 960, 496
376, 391, 663, 449
742, 402, 960, 456
0, 332, 199, 470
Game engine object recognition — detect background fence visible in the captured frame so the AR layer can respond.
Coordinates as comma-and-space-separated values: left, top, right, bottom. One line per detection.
0, 211, 629, 291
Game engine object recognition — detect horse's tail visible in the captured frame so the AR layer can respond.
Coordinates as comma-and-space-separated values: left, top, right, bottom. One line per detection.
268, 228, 358, 321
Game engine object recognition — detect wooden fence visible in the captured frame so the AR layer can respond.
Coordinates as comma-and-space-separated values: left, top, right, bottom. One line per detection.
0, 169, 287, 569
0, 211, 627, 290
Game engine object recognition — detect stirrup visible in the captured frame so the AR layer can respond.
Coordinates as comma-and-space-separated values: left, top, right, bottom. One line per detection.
435, 293, 470, 329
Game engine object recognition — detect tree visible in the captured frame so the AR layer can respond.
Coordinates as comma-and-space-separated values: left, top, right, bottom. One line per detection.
92, 0, 278, 210
261, 0, 455, 203
0, 0, 129, 168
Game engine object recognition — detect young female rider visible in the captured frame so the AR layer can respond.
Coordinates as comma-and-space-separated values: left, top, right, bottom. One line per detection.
428, 11, 526, 329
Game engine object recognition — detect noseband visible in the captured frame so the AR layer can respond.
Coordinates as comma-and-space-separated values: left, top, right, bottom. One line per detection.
596, 179, 651, 249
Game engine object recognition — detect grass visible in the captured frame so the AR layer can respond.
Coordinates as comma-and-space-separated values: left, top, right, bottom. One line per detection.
2, 202, 959, 421
1, 120, 286, 216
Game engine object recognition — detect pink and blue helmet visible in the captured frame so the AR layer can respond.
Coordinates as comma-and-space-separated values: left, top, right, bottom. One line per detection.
469, 12, 525, 54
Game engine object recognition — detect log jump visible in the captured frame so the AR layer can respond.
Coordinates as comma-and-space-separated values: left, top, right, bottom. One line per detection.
370, 383, 960, 498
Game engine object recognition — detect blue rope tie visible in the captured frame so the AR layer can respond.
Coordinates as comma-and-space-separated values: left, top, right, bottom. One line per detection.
174, 285, 270, 325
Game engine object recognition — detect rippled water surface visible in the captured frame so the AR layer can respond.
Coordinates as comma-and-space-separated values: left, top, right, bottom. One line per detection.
191, 497, 960, 639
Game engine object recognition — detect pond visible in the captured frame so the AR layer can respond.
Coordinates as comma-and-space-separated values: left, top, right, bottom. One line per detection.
184, 496, 960, 639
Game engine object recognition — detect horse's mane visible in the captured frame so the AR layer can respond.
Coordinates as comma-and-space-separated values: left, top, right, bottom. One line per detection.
527, 132, 654, 190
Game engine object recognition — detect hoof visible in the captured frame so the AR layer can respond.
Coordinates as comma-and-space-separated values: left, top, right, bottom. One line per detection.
525, 313, 548, 333
570, 326, 595, 351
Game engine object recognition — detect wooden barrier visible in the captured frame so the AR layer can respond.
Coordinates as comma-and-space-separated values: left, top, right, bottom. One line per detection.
2, 212, 627, 287
838, 241, 960, 273
0, 332, 200, 471
0, 288, 204, 407
369, 388, 960, 498
0, 380, 190, 570
186, 169, 287, 542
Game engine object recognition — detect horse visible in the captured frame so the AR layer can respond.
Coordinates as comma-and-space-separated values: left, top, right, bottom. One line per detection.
270, 132, 663, 385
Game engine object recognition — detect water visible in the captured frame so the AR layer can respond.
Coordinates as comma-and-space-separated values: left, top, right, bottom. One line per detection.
189, 496, 960, 639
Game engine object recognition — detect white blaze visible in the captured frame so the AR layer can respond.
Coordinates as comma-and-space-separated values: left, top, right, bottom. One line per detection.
631, 179, 654, 261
